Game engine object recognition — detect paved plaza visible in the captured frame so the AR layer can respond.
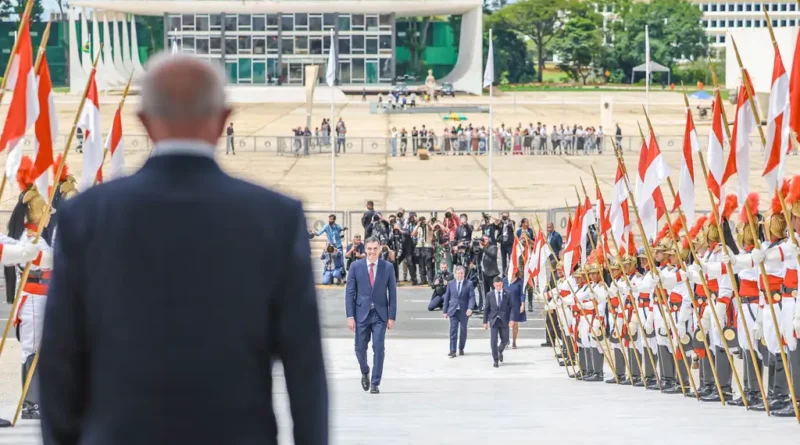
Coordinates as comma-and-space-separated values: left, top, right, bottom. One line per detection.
0, 288, 798, 444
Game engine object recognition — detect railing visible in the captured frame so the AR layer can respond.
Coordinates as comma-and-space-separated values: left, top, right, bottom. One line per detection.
12, 134, 767, 156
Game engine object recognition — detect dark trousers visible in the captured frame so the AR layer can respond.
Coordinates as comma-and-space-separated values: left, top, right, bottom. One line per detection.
613, 348, 626, 378
414, 247, 434, 284
657, 345, 676, 383
428, 292, 444, 311
354, 309, 387, 386
490, 321, 509, 362
714, 346, 733, 392
631, 347, 657, 379
449, 310, 469, 353
22, 354, 39, 405
743, 345, 765, 398
482, 274, 497, 303
700, 350, 715, 388
500, 243, 513, 276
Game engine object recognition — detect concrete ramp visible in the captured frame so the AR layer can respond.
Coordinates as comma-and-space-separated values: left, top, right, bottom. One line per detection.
227, 86, 348, 104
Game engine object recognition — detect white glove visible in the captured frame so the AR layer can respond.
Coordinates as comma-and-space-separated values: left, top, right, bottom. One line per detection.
581, 300, 595, 311
721, 251, 733, 266
628, 319, 640, 335
654, 314, 666, 332
617, 281, 630, 296
677, 322, 687, 339
607, 283, 619, 296
752, 321, 763, 341
19, 244, 40, 263
594, 288, 608, 303
562, 295, 576, 306
36, 249, 53, 269
751, 248, 766, 265
700, 307, 712, 333
659, 272, 677, 289
687, 264, 703, 283
643, 316, 655, 335
714, 301, 727, 326
591, 319, 603, 336
547, 300, 558, 311
793, 316, 800, 338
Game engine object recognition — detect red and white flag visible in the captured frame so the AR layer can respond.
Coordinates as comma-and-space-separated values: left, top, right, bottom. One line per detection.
0, 20, 39, 181
635, 130, 669, 240
562, 202, 583, 280
673, 105, 699, 224
530, 230, 552, 293
723, 70, 756, 206
763, 44, 790, 193
507, 237, 520, 283
104, 106, 124, 179
707, 89, 728, 221
789, 26, 800, 149
78, 70, 103, 191
32, 52, 56, 196
608, 164, 630, 252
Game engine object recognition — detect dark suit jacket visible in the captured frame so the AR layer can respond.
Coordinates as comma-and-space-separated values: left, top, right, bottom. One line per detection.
442, 279, 476, 317
345, 258, 397, 324
482, 289, 513, 327
39, 154, 328, 445
547, 230, 563, 258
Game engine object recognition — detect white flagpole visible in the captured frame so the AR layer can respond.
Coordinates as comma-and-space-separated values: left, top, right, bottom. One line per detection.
486, 28, 494, 211
327, 28, 336, 210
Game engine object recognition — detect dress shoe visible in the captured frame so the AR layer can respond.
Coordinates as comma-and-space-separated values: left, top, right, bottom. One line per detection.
685, 386, 712, 399
459, 350, 464, 356
527, 302, 534, 312
645, 380, 661, 390
512, 343, 517, 349
541, 341, 553, 347
771, 402, 800, 417
584, 373, 603, 382
700, 388, 733, 403
493, 361, 499, 368
448, 352, 456, 358
662, 384, 686, 395
0, 418, 10, 428
631, 377, 644, 387
370, 385, 380, 394
499, 352, 504, 363
617, 377, 632, 386
605, 376, 618, 384
361, 373, 370, 391
751, 397, 789, 412
558, 360, 566, 367
726, 397, 747, 407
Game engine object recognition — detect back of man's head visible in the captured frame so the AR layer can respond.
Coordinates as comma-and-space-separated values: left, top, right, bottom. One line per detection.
137, 52, 231, 146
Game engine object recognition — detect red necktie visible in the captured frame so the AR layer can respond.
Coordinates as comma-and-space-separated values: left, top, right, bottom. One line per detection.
369, 263, 375, 286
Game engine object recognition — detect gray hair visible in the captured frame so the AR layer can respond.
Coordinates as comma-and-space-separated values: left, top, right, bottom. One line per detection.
139, 52, 227, 120
454, 265, 466, 274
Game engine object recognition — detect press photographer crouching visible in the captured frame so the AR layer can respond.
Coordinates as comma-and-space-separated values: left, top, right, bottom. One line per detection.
428, 261, 453, 311
320, 243, 344, 285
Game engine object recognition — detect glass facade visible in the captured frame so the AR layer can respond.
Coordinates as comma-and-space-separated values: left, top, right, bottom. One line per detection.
166, 13, 394, 85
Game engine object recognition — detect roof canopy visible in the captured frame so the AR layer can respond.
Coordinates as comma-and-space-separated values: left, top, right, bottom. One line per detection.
632, 61, 669, 73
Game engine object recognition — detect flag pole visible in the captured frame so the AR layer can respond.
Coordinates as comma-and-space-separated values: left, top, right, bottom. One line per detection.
93, 72, 134, 187
330, 29, 336, 211
487, 28, 494, 211
645, 25, 650, 116
6, 50, 103, 427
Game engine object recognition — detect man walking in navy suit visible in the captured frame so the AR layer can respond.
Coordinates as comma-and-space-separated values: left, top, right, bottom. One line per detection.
346, 236, 398, 394
483, 276, 514, 368
442, 265, 476, 357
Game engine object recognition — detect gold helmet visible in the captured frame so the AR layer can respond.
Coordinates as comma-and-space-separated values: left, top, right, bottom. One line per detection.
768, 180, 790, 241
738, 192, 761, 247
53, 154, 79, 202
690, 216, 709, 250
8, 156, 51, 238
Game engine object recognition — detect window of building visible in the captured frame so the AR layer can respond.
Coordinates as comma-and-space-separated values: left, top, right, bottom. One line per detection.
781, 19, 787, 26
781, 3, 788, 11
745, 19, 752, 27
267, 36, 279, 53
791, 19, 797, 26
310, 14, 322, 31
719, 35, 726, 43
379, 35, 391, 51
755, 3, 761, 11
310, 37, 323, 54
168, 15, 181, 31
352, 34, 364, 53
210, 14, 221, 30
196, 15, 209, 31
253, 15, 266, 31
719, 3, 725, 11
366, 15, 378, 31
323, 13, 337, 29
294, 36, 308, 54
338, 37, 351, 54
772, 3, 779, 11
224, 15, 237, 31
380, 14, 392, 28
755, 19, 761, 27
338, 14, 351, 31
295, 13, 308, 29
792, 3, 798, 11
737, 3, 744, 11
253, 37, 266, 54
773, 19, 778, 27
267, 14, 279, 30
702, 3, 708, 11
181, 14, 194, 31
352, 58, 364, 80
702, 20, 708, 27
225, 37, 237, 55
728, 19, 735, 27
366, 37, 378, 54
196, 37, 209, 54
181, 36, 195, 52
711, 3, 717, 11
238, 36, 252, 53
737, 19, 743, 27
746, 3, 752, 11
281, 14, 294, 31
352, 14, 365, 30
710, 19, 717, 27
281, 37, 293, 54
238, 14, 251, 30
211, 37, 221, 53
324, 35, 332, 51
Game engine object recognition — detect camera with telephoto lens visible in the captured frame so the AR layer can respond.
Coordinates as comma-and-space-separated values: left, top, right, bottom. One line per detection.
471, 239, 482, 256
326, 245, 335, 253
381, 245, 389, 254
482, 212, 490, 221
445, 211, 452, 219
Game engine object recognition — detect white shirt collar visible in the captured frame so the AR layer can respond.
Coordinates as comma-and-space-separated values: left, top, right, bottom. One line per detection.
151, 139, 217, 159
367, 259, 378, 268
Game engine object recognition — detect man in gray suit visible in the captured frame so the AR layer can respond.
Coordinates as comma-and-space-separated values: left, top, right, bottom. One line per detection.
442, 266, 476, 357
483, 276, 513, 368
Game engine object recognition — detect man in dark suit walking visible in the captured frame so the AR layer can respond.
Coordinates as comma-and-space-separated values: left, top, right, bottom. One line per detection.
346, 236, 397, 394
38, 53, 328, 445
442, 265, 475, 357
483, 276, 513, 368
546, 222, 562, 259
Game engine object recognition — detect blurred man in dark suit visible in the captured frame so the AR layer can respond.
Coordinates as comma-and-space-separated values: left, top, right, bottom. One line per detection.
483, 277, 513, 368
547, 222, 563, 259
39, 53, 328, 445
442, 266, 475, 357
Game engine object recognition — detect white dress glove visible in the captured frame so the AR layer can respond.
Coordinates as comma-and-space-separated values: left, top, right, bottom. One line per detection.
628, 319, 640, 335
687, 264, 703, 284
643, 316, 655, 335
721, 251, 733, 266
591, 319, 603, 336
753, 308, 763, 340
581, 300, 595, 311
714, 301, 727, 326
562, 295, 576, 306
750, 248, 766, 265
700, 307, 712, 333
677, 321, 687, 340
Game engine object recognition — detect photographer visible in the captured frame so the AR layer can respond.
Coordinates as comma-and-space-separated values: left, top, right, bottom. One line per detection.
344, 235, 366, 271
411, 214, 435, 285
393, 209, 415, 283
320, 244, 344, 285
497, 211, 516, 277
361, 200, 376, 236
379, 239, 395, 263
312, 214, 346, 250
479, 212, 498, 244
430, 215, 452, 273
367, 213, 391, 243
427, 261, 452, 311
454, 213, 473, 244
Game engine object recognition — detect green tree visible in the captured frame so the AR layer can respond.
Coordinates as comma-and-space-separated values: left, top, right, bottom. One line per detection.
14, 0, 44, 23
398, 17, 435, 78
551, 10, 603, 84
0, 0, 15, 22
493, 0, 570, 82
483, 26, 535, 84
606, 0, 708, 83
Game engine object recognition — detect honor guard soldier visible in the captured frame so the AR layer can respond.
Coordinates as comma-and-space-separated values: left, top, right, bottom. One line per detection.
658, 229, 693, 394
633, 247, 660, 388
619, 248, 648, 387
685, 216, 716, 399
651, 224, 679, 392
606, 258, 631, 385
8, 156, 55, 420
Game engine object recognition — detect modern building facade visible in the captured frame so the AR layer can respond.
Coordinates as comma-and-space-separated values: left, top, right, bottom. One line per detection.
67, 0, 483, 94
693, 0, 800, 47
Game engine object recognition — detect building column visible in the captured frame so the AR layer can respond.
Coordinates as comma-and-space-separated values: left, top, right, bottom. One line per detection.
162, 13, 168, 50
333, 13, 339, 85
220, 12, 226, 68
276, 13, 282, 84
390, 13, 396, 84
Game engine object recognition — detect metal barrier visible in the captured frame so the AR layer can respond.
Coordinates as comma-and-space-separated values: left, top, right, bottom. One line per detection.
11, 135, 766, 156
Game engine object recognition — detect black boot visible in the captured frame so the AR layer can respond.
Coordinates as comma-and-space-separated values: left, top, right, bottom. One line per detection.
772, 402, 800, 417
21, 401, 40, 420
631, 377, 645, 387
645, 378, 661, 390
661, 380, 682, 394
700, 386, 732, 403
584, 373, 604, 382
617, 376, 632, 386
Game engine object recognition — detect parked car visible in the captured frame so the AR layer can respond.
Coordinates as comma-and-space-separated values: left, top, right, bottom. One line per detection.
391, 83, 409, 96
440, 82, 455, 97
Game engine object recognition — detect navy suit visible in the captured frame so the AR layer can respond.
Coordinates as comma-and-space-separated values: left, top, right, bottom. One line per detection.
483, 289, 513, 362
345, 258, 397, 386
442, 280, 476, 353
39, 153, 328, 445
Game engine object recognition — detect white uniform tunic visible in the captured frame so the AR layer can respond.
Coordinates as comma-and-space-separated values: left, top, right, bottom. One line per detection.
13, 230, 53, 364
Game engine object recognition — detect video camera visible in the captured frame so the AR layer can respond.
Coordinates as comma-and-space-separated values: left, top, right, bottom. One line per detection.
326, 245, 336, 253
